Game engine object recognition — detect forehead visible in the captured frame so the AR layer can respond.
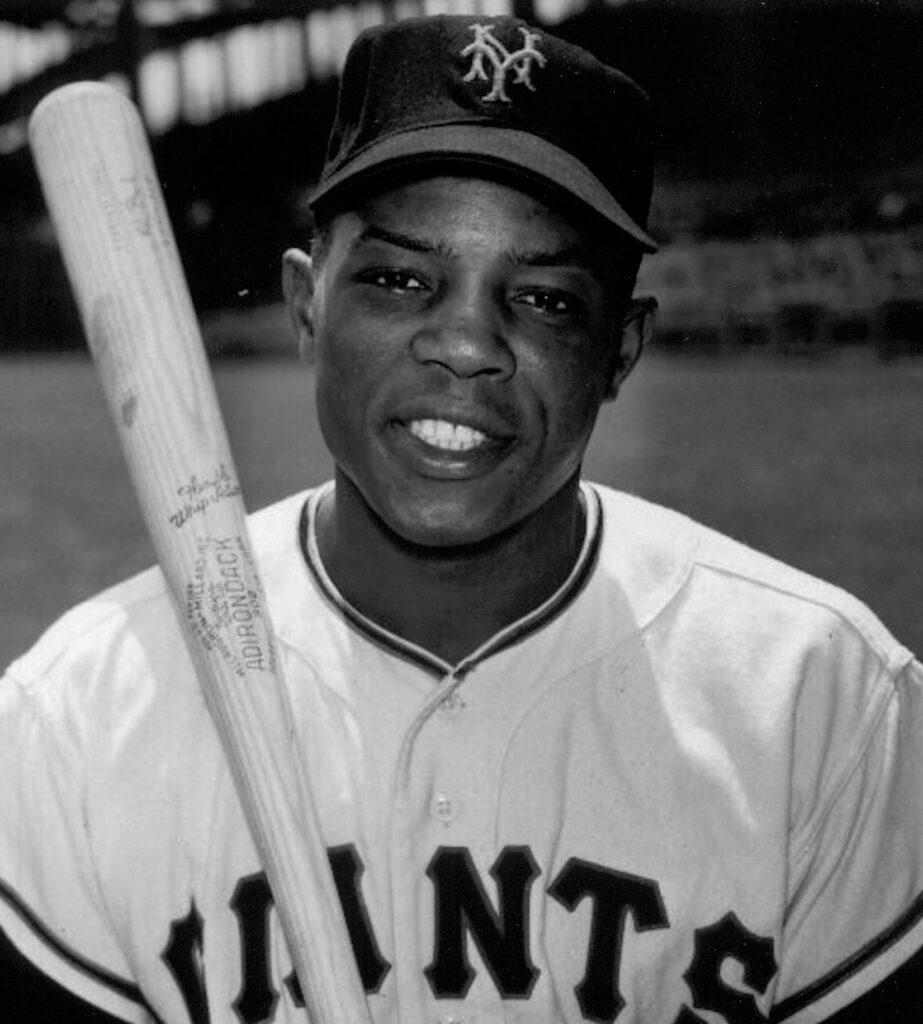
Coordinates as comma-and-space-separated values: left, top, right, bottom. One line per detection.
358, 176, 574, 245
319, 170, 630, 267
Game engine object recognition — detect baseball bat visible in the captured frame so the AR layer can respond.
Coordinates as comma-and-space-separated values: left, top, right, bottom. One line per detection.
29, 82, 371, 1024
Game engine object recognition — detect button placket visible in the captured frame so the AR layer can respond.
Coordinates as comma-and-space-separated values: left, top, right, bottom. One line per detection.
386, 673, 470, 1024
427, 676, 471, 829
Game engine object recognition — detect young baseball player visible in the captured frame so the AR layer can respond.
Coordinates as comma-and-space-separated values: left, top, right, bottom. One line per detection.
1, 15, 921, 1024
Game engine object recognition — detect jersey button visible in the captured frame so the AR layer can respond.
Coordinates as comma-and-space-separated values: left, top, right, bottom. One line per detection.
438, 1016, 462, 1024
431, 791, 459, 825
438, 691, 466, 718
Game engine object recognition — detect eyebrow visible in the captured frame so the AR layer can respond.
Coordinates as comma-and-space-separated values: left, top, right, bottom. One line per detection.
353, 224, 451, 258
505, 245, 598, 270
353, 225, 600, 273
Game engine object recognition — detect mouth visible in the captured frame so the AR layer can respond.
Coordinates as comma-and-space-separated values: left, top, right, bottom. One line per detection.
406, 418, 491, 452
388, 413, 516, 478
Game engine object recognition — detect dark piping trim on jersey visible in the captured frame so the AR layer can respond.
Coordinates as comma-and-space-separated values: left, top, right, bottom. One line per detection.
770, 888, 923, 1021
299, 482, 603, 679
471, 487, 603, 668
300, 519, 447, 677
0, 877, 163, 1022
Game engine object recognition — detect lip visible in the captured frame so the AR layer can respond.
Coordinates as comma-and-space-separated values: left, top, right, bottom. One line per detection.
385, 404, 518, 479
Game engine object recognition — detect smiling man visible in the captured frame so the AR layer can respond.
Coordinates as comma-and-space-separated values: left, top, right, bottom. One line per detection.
283, 173, 650, 665
1, 14, 922, 1024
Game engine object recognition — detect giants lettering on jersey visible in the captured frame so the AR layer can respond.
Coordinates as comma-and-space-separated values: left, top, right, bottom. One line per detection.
162, 845, 777, 1024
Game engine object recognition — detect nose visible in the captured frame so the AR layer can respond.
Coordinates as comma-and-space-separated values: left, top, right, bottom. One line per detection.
410, 289, 515, 381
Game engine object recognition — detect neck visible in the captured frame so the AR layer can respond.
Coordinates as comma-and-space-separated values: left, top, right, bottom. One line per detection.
314, 470, 587, 667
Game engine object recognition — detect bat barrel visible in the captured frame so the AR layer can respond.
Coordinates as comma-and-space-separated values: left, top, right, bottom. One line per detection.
29, 82, 372, 1024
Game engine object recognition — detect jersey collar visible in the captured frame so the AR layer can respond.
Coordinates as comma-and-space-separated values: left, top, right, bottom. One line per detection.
299, 481, 603, 679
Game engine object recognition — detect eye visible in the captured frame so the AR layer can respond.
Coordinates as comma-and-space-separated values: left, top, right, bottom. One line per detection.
359, 268, 428, 294
513, 288, 585, 320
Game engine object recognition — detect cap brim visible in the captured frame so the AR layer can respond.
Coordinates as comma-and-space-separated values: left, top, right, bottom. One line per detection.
309, 124, 658, 253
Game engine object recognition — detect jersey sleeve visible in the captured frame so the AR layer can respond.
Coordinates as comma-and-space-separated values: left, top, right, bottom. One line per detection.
0, 661, 159, 1024
773, 650, 923, 1023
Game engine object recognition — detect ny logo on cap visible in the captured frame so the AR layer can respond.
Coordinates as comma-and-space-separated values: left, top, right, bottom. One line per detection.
461, 23, 546, 103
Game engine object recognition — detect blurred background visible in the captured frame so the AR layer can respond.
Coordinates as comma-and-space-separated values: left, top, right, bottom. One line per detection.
1, 0, 922, 667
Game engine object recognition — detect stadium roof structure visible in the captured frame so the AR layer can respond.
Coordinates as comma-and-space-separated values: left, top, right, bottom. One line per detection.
4, 0, 910, 31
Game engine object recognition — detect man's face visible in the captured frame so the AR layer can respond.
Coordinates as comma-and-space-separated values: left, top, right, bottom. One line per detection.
300, 174, 635, 548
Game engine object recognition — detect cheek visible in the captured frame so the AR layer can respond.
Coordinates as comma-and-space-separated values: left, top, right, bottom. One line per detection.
314, 305, 381, 399
313, 373, 349, 469
312, 330, 373, 461
531, 343, 613, 445
312, 308, 406, 472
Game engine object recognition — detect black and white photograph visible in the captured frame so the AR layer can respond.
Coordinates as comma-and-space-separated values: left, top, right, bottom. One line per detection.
1, 1, 921, 1021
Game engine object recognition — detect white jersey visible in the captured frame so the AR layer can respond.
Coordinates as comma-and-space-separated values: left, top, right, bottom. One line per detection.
1, 482, 921, 1024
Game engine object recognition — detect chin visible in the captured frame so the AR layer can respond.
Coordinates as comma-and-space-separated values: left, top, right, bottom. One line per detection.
391, 512, 497, 551
380, 496, 518, 552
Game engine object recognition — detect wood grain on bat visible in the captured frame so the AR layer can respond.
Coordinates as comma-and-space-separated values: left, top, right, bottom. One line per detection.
29, 82, 371, 1024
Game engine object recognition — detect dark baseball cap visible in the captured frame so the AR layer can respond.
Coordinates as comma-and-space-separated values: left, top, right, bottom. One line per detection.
309, 15, 658, 252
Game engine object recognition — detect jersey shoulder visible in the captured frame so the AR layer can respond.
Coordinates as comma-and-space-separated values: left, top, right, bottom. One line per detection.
4, 489, 315, 710
589, 482, 914, 675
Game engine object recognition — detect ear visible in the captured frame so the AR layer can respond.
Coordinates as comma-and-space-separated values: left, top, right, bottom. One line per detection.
604, 295, 657, 400
281, 247, 316, 359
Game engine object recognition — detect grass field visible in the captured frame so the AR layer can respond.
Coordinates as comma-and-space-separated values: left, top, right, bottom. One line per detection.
2, 348, 921, 669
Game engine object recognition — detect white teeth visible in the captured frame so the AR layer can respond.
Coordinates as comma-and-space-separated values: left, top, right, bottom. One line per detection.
408, 418, 489, 452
